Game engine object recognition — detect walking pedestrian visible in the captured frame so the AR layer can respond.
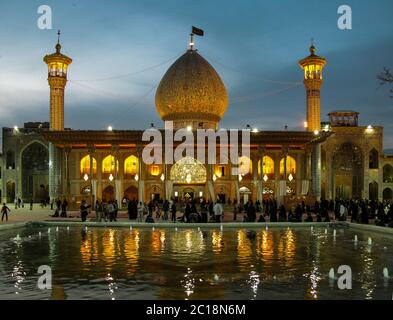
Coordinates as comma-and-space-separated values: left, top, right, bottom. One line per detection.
1, 203, 10, 222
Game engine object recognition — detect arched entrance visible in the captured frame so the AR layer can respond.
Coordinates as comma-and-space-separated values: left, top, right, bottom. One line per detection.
333, 143, 363, 200
369, 182, 378, 201
102, 185, 115, 202
239, 186, 251, 204
170, 157, 207, 184
6, 181, 15, 203
383, 188, 393, 201
21, 142, 49, 202
124, 185, 138, 201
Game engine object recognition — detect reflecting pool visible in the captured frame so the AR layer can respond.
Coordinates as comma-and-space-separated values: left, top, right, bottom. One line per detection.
0, 226, 392, 300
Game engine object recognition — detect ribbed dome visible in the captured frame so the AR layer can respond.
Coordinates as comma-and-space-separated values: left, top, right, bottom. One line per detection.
155, 50, 228, 129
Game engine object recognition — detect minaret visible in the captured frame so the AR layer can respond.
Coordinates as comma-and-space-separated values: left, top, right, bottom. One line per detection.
43, 31, 72, 202
43, 31, 72, 131
298, 44, 326, 132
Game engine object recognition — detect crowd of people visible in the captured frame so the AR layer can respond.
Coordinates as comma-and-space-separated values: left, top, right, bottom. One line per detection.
3, 194, 393, 228
78, 197, 393, 227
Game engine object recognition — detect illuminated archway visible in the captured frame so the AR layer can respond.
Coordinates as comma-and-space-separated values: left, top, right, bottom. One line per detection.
102, 155, 119, 179
280, 156, 296, 178
258, 156, 274, 179
80, 155, 97, 179
124, 155, 138, 178
170, 157, 207, 184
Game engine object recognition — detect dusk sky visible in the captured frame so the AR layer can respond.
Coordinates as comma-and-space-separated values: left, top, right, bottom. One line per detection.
0, 0, 393, 148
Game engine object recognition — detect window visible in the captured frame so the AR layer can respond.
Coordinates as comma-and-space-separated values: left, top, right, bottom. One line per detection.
369, 149, 379, 169
280, 156, 296, 179
102, 155, 119, 179
124, 155, 138, 177
80, 155, 97, 179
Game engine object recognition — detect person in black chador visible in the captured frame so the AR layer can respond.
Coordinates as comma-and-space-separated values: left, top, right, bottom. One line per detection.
80, 200, 91, 222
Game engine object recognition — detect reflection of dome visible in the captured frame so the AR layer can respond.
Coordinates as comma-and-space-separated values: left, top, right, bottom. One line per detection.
155, 50, 228, 129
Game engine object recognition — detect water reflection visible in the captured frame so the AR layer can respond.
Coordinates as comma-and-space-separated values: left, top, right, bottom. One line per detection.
1, 227, 392, 300
12, 261, 26, 295
181, 267, 195, 299
237, 230, 252, 271
277, 229, 296, 267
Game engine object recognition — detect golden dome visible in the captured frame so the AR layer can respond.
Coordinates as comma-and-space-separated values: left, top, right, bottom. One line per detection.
155, 50, 228, 129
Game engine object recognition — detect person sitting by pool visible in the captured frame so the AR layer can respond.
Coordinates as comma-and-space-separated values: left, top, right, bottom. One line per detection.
188, 212, 199, 223
258, 214, 266, 223
304, 212, 313, 222
145, 213, 155, 223
80, 200, 91, 222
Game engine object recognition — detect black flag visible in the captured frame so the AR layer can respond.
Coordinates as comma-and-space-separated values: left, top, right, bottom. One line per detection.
192, 26, 204, 36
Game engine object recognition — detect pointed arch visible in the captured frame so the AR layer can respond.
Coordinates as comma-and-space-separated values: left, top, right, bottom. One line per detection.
170, 157, 207, 184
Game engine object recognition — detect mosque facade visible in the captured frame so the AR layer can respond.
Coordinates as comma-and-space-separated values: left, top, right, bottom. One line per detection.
1, 37, 393, 207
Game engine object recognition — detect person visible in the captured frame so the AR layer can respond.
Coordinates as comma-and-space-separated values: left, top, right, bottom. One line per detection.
137, 201, 145, 222
163, 200, 170, 221
113, 200, 118, 221
258, 214, 266, 222
184, 203, 191, 223
200, 201, 208, 223
246, 201, 256, 222
61, 199, 68, 217
155, 205, 161, 220
145, 213, 154, 223
213, 201, 223, 223
30, 199, 33, 211
127, 199, 133, 220
108, 201, 116, 222
1, 203, 10, 222
304, 212, 313, 222
233, 204, 238, 221
95, 200, 104, 222
171, 201, 177, 223
80, 200, 91, 222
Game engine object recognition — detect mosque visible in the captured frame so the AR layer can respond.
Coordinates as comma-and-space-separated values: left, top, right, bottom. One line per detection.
1, 35, 393, 208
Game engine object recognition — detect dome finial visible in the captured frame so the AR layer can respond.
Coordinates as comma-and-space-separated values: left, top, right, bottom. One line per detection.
56, 30, 61, 53
310, 38, 316, 55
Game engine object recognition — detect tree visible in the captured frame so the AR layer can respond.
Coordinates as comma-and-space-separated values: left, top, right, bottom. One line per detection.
378, 67, 393, 98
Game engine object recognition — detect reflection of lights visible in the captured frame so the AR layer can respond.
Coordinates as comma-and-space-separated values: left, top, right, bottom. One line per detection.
212, 174, 217, 182
11, 261, 26, 295
288, 173, 294, 182
181, 268, 195, 298
314, 130, 319, 136
105, 273, 118, 300
186, 231, 192, 250
247, 270, 260, 300
109, 174, 114, 182
160, 173, 165, 182
134, 174, 139, 181
212, 231, 223, 253
83, 173, 89, 181
263, 174, 268, 182
237, 230, 252, 271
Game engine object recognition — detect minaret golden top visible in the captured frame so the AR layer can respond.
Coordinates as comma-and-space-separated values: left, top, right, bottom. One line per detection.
299, 43, 326, 80
43, 30, 72, 77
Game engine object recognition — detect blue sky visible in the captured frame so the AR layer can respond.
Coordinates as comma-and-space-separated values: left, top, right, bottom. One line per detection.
0, 0, 393, 147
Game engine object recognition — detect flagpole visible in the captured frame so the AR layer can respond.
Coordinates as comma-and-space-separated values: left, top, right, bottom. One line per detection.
189, 33, 194, 50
